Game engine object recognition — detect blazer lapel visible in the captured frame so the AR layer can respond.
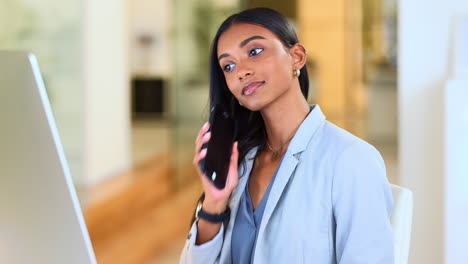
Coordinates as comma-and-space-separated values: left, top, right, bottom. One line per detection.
254, 104, 326, 260
256, 152, 299, 240
219, 147, 258, 263
220, 104, 326, 263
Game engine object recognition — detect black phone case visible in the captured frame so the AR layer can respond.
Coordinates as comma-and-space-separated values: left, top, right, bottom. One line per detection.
199, 104, 238, 189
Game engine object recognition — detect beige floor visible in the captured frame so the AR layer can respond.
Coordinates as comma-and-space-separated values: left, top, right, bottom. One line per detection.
131, 119, 185, 263
131, 119, 171, 165
149, 237, 186, 264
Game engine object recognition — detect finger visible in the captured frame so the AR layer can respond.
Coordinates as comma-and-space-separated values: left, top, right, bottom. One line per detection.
194, 122, 210, 152
194, 148, 207, 165
193, 148, 215, 189
193, 147, 207, 172
197, 161, 223, 196
194, 136, 210, 169
195, 127, 211, 153
196, 122, 209, 143
231, 141, 239, 170
195, 132, 211, 155
226, 142, 239, 190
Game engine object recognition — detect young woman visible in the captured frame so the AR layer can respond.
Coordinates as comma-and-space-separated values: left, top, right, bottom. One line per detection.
179, 7, 394, 264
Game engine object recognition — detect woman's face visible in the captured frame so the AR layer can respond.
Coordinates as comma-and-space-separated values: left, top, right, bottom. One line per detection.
217, 23, 301, 111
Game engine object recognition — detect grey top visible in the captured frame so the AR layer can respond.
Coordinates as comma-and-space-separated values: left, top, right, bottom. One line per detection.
231, 155, 284, 264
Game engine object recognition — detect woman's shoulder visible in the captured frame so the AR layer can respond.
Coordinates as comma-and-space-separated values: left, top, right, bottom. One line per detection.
311, 120, 383, 163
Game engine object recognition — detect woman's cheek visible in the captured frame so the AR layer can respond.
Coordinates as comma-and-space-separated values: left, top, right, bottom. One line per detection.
226, 82, 239, 98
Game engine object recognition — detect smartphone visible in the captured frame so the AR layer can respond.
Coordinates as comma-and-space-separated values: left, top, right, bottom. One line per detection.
199, 104, 238, 189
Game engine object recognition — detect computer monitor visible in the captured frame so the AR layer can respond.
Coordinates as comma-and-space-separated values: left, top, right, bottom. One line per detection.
0, 50, 97, 264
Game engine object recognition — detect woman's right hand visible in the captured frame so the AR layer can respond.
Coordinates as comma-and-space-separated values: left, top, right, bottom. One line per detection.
193, 122, 239, 214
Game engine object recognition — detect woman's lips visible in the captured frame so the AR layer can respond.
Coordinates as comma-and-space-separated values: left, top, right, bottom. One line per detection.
242, 81, 265, 96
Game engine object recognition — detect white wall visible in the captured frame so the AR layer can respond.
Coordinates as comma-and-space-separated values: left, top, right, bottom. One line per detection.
82, 0, 131, 187
128, 0, 172, 77
444, 79, 468, 264
399, 1, 468, 263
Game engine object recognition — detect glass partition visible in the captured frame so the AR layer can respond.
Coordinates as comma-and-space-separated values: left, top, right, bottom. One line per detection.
0, 0, 83, 187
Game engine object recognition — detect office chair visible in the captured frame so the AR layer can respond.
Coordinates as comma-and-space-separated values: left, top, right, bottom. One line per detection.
390, 184, 413, 264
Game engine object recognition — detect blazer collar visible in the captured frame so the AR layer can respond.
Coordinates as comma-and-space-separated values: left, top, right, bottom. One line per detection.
237, 104, 326, 177
287, 104, 326, 157
254, 104, 326, 260
218, 104, 326, 263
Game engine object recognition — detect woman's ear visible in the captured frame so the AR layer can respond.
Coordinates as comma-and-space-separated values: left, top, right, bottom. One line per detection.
290, 43, 307, 70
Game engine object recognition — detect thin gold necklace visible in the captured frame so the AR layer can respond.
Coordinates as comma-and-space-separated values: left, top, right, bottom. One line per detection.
266, 134, 294, 161
266, 108, 311, 161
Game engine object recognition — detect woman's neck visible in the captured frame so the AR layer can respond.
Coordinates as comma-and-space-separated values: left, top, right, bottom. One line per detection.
260, 85, 310, 149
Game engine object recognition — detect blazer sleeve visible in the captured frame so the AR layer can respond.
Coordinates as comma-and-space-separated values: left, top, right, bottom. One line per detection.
179, 220, 224, 264
332, 141, 394, 264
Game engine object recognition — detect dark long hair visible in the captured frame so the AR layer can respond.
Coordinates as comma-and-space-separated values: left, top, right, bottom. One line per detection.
210, 7, 309, 169
190, 7, 309, 226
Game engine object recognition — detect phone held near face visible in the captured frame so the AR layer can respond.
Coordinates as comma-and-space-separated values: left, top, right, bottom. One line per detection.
199, 104, 238, 189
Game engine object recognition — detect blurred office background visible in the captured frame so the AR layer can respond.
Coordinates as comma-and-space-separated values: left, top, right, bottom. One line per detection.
1, 0, 467, 263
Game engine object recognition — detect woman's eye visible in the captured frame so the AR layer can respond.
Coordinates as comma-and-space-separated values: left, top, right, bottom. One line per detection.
249, 48, 263, 57
223, 63, 235, 72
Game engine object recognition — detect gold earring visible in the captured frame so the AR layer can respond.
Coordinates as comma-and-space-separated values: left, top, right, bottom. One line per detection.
294, 68, 300, 77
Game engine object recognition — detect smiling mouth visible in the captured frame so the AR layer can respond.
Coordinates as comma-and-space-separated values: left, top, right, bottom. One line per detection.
242, 81, 265, 96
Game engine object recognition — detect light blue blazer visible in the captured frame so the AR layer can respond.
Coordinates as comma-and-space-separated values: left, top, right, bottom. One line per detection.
180, 105, 394, 264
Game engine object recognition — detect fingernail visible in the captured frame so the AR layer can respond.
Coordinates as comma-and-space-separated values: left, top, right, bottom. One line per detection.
201, 148, 207, 155
211, 172, 217, 181
202, 122, 209, 129
203, 132, 211, 139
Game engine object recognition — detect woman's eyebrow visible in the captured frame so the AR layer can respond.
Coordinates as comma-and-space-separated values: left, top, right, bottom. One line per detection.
218, 35, 266, 61
240, 35, 265, 48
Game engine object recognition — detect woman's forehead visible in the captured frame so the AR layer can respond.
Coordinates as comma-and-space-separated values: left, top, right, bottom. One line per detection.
217, 23, 279, 53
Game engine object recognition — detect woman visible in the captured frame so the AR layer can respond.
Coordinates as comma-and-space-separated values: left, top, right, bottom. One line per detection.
179, 7, 394, 264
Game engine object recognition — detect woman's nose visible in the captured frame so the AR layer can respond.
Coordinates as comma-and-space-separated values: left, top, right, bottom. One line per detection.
237, 64, 253, 80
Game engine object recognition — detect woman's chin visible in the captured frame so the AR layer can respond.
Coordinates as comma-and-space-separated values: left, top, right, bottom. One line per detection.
241, 101, 264, 112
